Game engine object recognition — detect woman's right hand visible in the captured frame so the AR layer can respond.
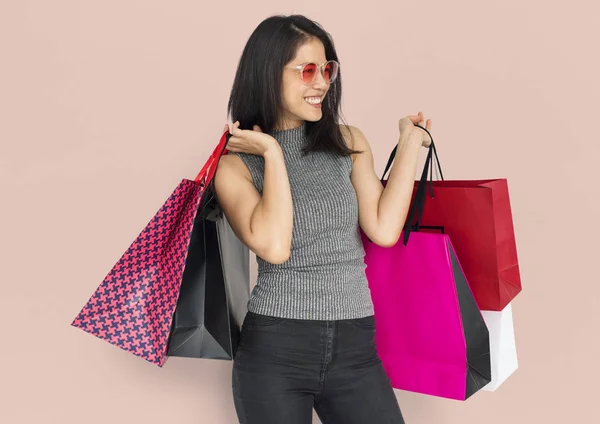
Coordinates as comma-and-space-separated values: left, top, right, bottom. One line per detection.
223, 121, 279, 157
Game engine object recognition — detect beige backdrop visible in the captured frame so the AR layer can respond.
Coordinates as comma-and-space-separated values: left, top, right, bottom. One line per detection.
2, 1, 598, 423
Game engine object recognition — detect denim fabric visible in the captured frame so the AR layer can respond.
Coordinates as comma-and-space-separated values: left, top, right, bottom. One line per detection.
232, 311, 405, 424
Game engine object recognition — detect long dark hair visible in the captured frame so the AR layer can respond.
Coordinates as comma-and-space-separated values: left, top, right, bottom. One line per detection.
227, 14, 364, 157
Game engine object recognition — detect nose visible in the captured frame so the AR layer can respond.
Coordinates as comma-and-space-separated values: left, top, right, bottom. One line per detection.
311, 67, 329, 89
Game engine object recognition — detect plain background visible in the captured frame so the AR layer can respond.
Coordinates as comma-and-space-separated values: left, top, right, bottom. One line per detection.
1, 1, 598, 423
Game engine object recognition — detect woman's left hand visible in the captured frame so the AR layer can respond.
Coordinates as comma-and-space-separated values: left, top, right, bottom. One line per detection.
398, 111, 432, 147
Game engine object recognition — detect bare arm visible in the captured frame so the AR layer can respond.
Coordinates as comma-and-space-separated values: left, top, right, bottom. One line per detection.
213, 144, 293, 264
375, 136, 421, 245
345, 125, 422, 247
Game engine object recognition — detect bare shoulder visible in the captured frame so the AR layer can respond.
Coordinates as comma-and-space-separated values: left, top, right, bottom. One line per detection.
338, 124, 371, 164
215, 152, 252, 182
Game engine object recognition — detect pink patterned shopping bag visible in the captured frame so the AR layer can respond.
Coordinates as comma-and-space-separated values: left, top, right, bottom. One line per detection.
71, 131, 230, 367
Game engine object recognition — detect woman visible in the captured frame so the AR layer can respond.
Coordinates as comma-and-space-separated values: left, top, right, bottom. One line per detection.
213, 14, 431, 424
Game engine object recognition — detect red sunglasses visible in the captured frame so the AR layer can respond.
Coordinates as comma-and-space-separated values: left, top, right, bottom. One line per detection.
285, 60, 339, 85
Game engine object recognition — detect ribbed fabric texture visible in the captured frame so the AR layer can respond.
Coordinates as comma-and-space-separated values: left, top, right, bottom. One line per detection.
230, 122, 374, 320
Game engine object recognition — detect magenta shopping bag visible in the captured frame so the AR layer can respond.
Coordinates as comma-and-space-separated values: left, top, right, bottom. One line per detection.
361, 130, 491, 400
361, 230, 491, 400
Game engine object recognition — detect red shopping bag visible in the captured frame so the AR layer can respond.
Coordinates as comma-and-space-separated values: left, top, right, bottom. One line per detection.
381, 133, 521, 311
71, 131, 232, 366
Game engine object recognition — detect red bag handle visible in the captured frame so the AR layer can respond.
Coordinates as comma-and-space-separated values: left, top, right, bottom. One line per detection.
194, 130, 231, 185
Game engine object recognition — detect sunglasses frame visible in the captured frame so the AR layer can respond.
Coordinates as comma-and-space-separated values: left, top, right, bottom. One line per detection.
285, 60, 340, 85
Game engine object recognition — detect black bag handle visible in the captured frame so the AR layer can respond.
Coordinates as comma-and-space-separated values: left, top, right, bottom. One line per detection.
380, 125, 444, 184
401, 125, 441, 245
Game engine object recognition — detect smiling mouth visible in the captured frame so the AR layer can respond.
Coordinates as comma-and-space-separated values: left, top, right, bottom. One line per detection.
304, 96, 322, 106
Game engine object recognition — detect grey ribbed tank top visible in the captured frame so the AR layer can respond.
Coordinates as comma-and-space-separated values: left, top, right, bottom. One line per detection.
231, 122, 374, 320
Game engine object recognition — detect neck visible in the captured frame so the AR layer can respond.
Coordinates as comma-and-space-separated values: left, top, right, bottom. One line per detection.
273, 118, 305, 131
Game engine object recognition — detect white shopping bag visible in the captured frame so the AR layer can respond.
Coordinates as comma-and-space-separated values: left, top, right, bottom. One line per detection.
481, 303, 519, 391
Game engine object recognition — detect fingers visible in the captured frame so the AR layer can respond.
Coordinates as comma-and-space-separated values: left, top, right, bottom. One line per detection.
226, 121, 245, 151
414, 112, 432, 133
227, 121, 264, 136
408, 112, 429, 127
229, 121, 242, 136
408, 111, 425, 125
224, 122, 240, 149
412, 112, 432, 146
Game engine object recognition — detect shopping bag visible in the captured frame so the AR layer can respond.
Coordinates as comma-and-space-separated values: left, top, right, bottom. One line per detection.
165, 161, 250, 360
379, 138, 521, 311
362, 133, 491, 400
71, 130, 244, 367
481, 303, 519, 391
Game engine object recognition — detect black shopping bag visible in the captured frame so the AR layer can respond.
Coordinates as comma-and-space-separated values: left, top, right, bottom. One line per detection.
166, 133, 250, 360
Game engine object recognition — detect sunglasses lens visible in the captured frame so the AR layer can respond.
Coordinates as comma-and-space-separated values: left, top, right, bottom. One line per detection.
301, 63, 318, 84
324, 61, 338, 83
300, 61, 339, 84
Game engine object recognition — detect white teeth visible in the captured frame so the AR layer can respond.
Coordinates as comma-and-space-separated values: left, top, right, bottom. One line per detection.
304, 97, 322, 104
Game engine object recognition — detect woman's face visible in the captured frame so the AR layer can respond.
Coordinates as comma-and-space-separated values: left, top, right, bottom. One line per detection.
277, 38, 331, 130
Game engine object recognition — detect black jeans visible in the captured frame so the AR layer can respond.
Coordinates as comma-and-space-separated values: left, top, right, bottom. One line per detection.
232, 311, 405, 424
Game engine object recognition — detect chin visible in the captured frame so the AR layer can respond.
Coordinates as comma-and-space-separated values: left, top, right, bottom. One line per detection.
302, 110, 323, 122
304, 116, 322, 122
